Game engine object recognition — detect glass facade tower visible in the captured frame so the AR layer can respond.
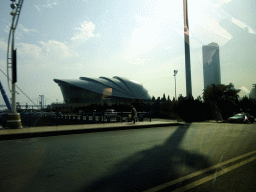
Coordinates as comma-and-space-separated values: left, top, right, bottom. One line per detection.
202, 42, 221, 90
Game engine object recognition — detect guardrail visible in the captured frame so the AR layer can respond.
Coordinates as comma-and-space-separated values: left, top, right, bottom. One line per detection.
0, 111, 152, 127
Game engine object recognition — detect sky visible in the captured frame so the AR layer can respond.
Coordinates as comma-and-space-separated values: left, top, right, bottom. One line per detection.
0, 0, 255, 107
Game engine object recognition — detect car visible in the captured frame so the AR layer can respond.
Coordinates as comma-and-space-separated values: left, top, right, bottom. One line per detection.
104, 109, 117, 119
227, 113, 255, 123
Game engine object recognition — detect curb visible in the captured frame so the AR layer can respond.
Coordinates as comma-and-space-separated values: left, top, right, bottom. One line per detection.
0, 122, 185, 141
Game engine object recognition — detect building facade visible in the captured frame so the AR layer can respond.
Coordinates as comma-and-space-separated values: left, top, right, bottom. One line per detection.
249, 84, 256, 99
202, 42, 221, 89
54, 76, 151, 105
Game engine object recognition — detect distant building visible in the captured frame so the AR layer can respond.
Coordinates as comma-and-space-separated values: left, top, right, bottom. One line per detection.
54, 76, 151, 105
249, 84, 256, 99
202, 42, 221, 89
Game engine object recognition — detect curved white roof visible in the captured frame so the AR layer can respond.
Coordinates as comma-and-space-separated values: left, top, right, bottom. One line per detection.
54, 76, 151, 100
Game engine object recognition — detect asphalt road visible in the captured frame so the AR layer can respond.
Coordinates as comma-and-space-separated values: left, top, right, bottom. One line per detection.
0, 123, 255, 192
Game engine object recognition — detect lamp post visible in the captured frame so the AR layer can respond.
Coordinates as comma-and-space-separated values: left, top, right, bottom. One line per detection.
174, 70, 178, 101
5, 0, 24, 129
183, 0, 192, 98
39, 95, 44, 110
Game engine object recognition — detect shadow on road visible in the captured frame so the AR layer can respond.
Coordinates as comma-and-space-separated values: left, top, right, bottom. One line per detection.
78, 124, 214, 192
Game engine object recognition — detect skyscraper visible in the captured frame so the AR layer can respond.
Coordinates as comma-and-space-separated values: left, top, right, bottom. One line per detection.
249, 84, 256, 99
202, 42, 221, 89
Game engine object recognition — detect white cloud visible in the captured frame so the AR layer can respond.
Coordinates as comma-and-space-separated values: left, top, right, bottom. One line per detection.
3, 23, 37, 40
71, 21, 99, 41
18, 40, 77, 62
19, 24, 38, 33
18, 43, 43, 59
35, 0, 58, 11
43, 0, 58, 8
39, 40, 76, 58
239, 86, 250, 94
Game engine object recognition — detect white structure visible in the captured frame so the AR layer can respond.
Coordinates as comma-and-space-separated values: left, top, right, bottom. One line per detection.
202, 42, 221, 89
54, 76, 151, 104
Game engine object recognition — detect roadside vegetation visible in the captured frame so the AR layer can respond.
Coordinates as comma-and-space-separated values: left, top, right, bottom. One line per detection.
151, 83, 256, 122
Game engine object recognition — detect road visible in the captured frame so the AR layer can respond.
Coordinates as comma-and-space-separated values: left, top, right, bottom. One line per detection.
0, 123, 255, 192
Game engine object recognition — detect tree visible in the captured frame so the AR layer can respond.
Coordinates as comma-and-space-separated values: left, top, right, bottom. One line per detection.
178, 94, 186, 103
239, 96, 256, 116
167, 95, 170, 101
161, 93, 166, 102
152, 96, 156, 102
203, 83, 241, 119
196, 95, 202, 102
203, 83, 240, 103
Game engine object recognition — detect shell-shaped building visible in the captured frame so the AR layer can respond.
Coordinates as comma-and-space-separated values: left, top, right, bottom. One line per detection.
54, 76, 151, 104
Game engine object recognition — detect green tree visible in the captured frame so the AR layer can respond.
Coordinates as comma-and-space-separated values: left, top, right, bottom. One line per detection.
239, 96, 256, 116
203, 83, 240, 102
203, 83, 241, 119
161, 93, 166, 102
196, 95, 202, 102
178, 94, 186, 103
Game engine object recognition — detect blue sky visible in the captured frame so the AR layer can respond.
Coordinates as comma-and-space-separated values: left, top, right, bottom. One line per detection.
0, 0, 255, 107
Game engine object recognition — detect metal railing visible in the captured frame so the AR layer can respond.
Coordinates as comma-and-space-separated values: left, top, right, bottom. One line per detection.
12, 111, 152, 127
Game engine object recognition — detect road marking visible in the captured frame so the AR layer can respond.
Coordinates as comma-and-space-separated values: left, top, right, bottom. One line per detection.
172, 156, 256, 192
212, 154, 225, 183
143, 150, 256, 192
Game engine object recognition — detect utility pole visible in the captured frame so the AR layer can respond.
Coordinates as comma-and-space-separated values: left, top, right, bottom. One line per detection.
39, 95, 44, 110
6, 0, 24, 129
174, 70, 178, 101
183, 0, 192, 98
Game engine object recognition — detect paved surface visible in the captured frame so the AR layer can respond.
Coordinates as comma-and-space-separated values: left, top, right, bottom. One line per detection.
0, 123, 255, 192
0, 119, 185, 140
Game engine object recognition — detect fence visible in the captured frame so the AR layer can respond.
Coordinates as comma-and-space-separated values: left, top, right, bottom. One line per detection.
17, 111, 151, 127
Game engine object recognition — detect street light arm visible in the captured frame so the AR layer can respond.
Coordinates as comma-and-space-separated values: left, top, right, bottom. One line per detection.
12, 0, 24, 29
6, 24, 13, 92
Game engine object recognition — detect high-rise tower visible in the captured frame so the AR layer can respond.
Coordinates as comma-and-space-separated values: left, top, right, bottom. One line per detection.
202, 42, 221, 89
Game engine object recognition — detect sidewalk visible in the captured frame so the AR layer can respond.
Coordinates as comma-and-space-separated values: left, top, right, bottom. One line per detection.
0, 119, 185, 140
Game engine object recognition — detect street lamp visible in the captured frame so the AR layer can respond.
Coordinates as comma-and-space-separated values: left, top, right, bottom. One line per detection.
39, 95, 44, 110
174, 70, 178, 101
5, 0, 24, 129
183, 0, 192, 98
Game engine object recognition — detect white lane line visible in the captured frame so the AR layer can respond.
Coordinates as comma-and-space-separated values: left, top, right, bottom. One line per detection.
143, 150, 256, 192
173, 156, 256, 192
